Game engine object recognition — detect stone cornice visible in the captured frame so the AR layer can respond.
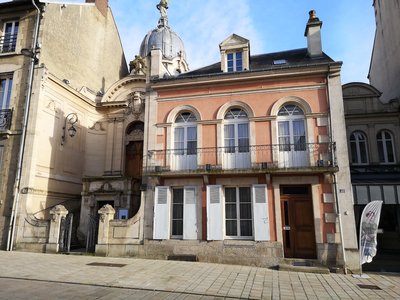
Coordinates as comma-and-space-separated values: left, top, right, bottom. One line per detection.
156, 83, 326, 103
20, 187, 81, 200
152, 63, 340, 90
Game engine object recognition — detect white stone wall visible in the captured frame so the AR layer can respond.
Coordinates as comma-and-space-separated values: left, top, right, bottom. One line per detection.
40, 3, 128, 93
369, 0, 400, 102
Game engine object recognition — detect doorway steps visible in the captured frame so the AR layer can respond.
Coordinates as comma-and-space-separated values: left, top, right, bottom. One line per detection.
278, 259, 330, 274
167, 254, 198, 262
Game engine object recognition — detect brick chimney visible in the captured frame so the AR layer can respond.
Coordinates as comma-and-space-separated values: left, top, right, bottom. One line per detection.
304, 10, 323, 58
86, 0, 108, 17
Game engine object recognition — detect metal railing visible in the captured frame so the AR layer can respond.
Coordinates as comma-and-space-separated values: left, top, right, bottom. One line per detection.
0, 109, 13, 131
146, 142, 335, 173
0, 34, 17, 54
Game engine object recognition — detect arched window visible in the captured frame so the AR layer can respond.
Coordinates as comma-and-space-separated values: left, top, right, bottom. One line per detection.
172, 112, 197, 170
277, 104, 306, 150
223, 108, 250, 169
377, 130, 395, 164
224, 108, 249, 153
174, 112, 197, 154
350, 131, 369, 164
277, 104, 307, 167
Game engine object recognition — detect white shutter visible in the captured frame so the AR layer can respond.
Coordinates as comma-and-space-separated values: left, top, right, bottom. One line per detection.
183, 187, 197, 240
153, 186, 171, 240
252, 184, 270, 241
206, 185, 223, 240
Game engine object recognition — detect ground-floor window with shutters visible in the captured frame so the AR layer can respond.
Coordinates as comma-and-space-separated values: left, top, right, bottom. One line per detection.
225, 187, 252, 238
171, 188, 184, 237
153, 186, 198, 240
207, 184, 270, 241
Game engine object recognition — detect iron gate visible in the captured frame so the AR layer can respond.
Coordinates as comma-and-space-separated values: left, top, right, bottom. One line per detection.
86, 214, 99, 253
59, 213, 73, 253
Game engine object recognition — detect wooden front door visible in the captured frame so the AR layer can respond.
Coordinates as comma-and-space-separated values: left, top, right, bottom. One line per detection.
281, 185, 317, 259
125, 141, 143, 178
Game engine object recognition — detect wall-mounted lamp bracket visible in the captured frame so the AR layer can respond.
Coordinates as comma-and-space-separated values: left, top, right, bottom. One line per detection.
20, 48, 39, 64
61, 112, 78, 145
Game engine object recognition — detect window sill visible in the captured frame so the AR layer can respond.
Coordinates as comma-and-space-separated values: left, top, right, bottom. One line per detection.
0, 129, 12, 138
0, 51, 17, 57
223, 240, 255, 247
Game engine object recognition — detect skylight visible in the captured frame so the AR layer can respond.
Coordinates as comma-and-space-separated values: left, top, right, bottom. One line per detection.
273, 59, 287, 65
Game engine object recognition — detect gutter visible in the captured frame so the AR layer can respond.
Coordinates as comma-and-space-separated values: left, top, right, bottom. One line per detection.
7, 0, 41, 251
152, 63, 342, 90
153, 61, 343, 83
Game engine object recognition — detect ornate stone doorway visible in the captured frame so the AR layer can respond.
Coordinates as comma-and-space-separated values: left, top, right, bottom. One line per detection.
125, 122, 144, 216
126, 141, 143, 178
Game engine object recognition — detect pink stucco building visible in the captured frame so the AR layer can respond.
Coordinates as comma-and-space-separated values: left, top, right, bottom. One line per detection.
141, 10, 359, 270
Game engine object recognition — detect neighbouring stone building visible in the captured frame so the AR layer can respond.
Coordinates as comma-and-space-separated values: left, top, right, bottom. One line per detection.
341, 0, 400, 272
1, 0, 360, 272
0, 0, 127, 251
343, 82, 400, 269
369, 0, 400, 103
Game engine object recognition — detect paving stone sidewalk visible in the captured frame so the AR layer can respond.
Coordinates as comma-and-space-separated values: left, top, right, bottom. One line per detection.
0, 251, 399, 299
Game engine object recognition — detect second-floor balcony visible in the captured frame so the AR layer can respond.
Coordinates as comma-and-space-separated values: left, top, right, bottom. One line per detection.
146, 142, 336, 175
0, 34, 17, 54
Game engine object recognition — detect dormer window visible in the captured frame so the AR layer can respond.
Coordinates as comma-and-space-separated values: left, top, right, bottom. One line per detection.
219, 34, 250, 73
227, 52, 243, 72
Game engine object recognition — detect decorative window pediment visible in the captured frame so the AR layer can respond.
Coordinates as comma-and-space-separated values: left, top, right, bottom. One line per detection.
219, 34, 250, 73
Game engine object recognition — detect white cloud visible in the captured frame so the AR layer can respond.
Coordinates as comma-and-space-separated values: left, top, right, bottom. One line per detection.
172, 0, 260, 70
112, 0, 259, 71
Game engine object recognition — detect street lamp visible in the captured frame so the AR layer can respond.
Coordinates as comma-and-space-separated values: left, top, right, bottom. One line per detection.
61, 112, 78, 145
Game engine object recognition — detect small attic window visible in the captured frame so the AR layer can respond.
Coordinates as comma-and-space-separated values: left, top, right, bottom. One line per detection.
273, 59, 287, 65
227, 52, 243, 72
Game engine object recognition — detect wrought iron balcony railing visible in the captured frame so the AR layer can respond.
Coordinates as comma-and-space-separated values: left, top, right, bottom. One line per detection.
146, 142, 335, 174
0, 109, 13, 131
0, 34, 17, 54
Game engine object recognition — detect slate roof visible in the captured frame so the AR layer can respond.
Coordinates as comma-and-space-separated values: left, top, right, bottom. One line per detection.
0, 0, 29, 7
174, 48, 336, 80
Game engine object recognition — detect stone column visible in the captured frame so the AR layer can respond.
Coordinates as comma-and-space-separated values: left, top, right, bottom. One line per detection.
95, 204, 115, 256
46, 205, 68, 253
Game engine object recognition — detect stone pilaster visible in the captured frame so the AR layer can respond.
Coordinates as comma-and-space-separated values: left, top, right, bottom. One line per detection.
96, 204, 115, 256
46, 205, 68, 253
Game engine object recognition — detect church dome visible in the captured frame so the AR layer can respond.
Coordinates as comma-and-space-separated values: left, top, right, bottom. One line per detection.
139, 21, 186, 60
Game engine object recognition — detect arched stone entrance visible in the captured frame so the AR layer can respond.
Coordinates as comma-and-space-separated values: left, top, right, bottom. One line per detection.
125, 121, 144, 216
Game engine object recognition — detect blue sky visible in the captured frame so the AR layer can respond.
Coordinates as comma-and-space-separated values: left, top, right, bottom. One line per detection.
2, 0, 376, 84
111, 0, 375, 84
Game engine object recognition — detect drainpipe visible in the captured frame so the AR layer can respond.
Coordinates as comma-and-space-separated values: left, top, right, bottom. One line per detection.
6, 0, 41, 251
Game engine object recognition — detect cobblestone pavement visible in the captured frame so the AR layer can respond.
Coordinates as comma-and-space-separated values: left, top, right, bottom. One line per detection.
0, 251, 399, 299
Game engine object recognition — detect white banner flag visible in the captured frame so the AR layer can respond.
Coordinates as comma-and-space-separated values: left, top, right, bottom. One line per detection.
359, 200, 383, 265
